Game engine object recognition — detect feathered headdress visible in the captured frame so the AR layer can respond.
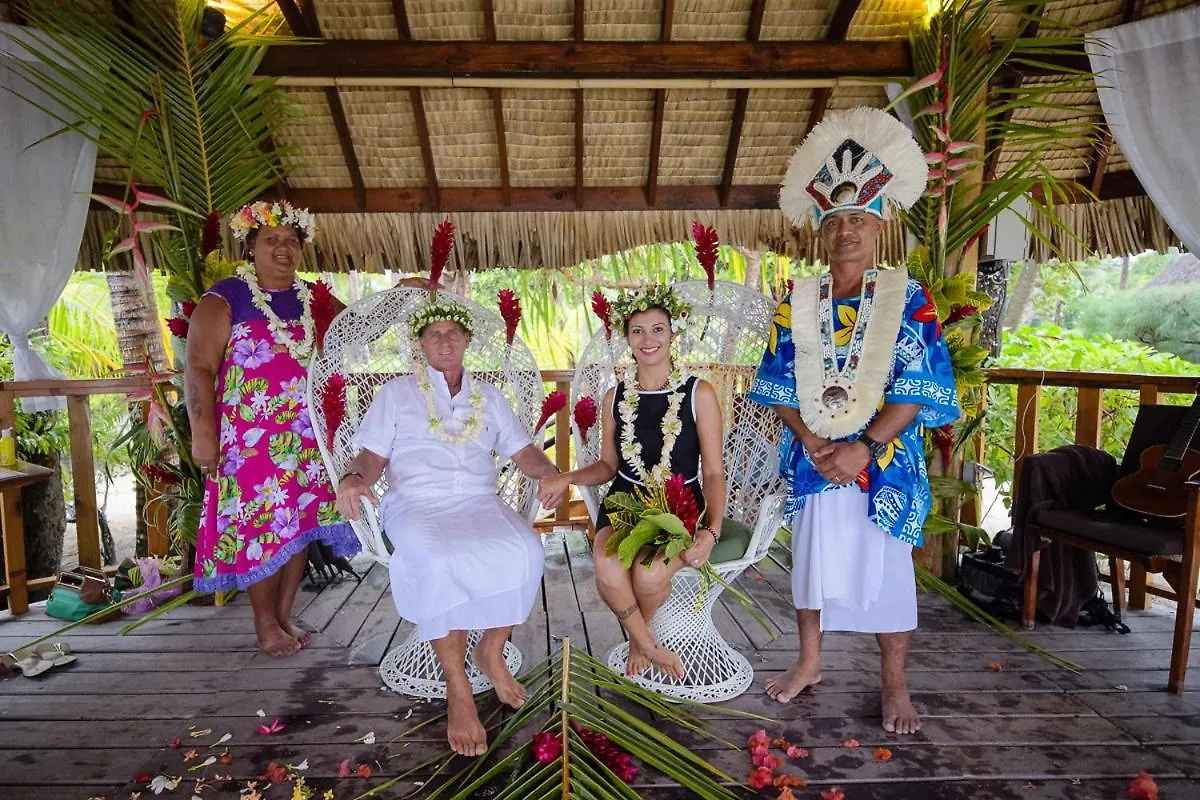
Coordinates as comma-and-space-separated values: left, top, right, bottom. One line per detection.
779, 107, 927, 226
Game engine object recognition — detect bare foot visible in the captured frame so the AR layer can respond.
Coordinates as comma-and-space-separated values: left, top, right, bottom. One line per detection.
280, 619, 312, 648
765, 660, 822, 703
472, 647, 527, 709
625, 641, 651, 676
446, 684, 488, 757
648, 645, 685, 681
881, 683, 921, 735
256, 621, 301, 658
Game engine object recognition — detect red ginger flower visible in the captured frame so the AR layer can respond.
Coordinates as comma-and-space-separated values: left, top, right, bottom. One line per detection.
591, 290, 612, 339
320, 373, 347, 452
664, 473, 700, 536
181, 299, 197, 318
531, 731, 562, 764
166, 316, 189, 339
200, 211, 221, 256
498, 289, 521, 346
310, 280, 338, 348
691, 220, 719, 290
573, 396, 598, 444
535, 390, 567, 433
429, 218, 455, 291
944, 304, 978, 327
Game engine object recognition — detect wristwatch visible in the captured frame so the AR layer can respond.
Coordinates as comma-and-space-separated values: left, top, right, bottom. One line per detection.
857, 433, 887, 461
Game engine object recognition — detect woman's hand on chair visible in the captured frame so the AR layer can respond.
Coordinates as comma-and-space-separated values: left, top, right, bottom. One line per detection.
536, 472, 571, 510
335, 475, 377, 520
682, 527, 716, 568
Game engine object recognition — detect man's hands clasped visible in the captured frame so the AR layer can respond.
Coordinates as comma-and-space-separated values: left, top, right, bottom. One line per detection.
809, 439, 872, 486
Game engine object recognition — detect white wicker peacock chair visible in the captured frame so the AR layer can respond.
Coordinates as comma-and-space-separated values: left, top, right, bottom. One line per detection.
307, 287, 544, 699
571, 279, 788, 703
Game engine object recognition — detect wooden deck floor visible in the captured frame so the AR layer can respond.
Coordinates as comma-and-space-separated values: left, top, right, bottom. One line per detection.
2, 529, 1199, 800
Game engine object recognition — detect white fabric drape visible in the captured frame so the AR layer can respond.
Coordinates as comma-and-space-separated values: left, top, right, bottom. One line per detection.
1088, 7, 1200, 255
0, 22, 97, 411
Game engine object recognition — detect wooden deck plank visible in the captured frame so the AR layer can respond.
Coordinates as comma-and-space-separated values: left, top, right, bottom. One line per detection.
322, 562, 390, 647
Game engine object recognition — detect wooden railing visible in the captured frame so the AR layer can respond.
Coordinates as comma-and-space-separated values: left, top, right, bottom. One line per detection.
983, 368, 1199, 608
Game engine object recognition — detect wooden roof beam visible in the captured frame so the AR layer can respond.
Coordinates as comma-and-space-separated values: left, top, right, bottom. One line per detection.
258, 40, 913, 81
391, 0, 411, 39
646, 0, 674, 207
717, 0, 765, 208
1028, 169, 1145, 204
1085, 0, 1143, 197
482, 0, 510, 206
388, 1, 438, 209
804, 0, 864, 137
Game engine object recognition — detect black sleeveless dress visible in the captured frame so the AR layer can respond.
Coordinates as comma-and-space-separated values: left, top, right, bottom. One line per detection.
595, 375, 705, 531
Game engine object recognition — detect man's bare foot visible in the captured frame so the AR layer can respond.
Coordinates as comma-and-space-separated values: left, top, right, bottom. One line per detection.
280, 619, 312, 648
881, 684, 921, 735
648, 645, 685, 680
765, 661, 821, 703
472, 646, 527, 709
446, 684, 488, 757
625, 641, 651, 676
257, 621, 301, 658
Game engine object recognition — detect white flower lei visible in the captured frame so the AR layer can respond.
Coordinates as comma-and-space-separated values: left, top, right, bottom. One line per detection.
236, 261, 314, 362
618, 366, 687, 484
417, 368, 486, 445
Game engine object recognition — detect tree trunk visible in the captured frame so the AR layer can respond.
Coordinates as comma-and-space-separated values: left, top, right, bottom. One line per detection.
737, 247, 764, 293
105, 269, 168, 372
20, 448, 66, 583
1119, 255, 1130, 290
1003, 260, 1041, 329
134, 479, 148, 558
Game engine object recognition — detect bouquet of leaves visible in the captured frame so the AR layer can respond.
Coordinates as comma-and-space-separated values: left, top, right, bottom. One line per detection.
603, 474, 772, 634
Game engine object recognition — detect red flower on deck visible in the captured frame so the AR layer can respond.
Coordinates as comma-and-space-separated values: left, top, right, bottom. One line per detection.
498, 289, 522, 345
1127, 771, 1159, 800
320, 373, 347, 452
748, 766, 774, 790
573, 396, 598, 444
664, 473, 700, 536
536, 390, 567, 434
310, 280, 338, 348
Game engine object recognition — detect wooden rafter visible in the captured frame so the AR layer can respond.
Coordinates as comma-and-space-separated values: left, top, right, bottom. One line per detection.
717, 0, 765, 208
646, 0, 674, 207
574, 0, 584, 210
1028, 168, 1145, 204
389, 0, 438, 209
390, 0, 411, 39
258, 40, 913, 81
1086, 0, 1144, 197
804, 0, 863, 137
481, 1, 510, 206
275, 0, 366, 210
983, 4, 1041, 183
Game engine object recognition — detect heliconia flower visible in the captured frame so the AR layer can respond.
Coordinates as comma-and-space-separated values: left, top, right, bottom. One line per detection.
110, 235, 137, 256
87, 193, 135, 216
167, 316, 189, 339
591, 290, 613, 339
200, 211, 221, 256
497, 289, 522, 346
133, 219, 177, 234
945, 157, 976, 171
946, 140, 980, 154
573, 396, 598, 444
535, 390, 567, 433
931, 424, 954, 469
310, 280, 338, 348
923, 185, 947, 198
916, 101, 946, 117
932, 126, 950, 143
937, 203, 949, 238
132, 185, 194, 214
530, 731, 562, 764
429, 218, 455, 291
924, 151, 946, 165
138, 109, 160, 125
320, 373, 347, 452
926, 168, 945, 182
181, 299, 197, 319
691, 220, 719, 290
888, 66, 945, 107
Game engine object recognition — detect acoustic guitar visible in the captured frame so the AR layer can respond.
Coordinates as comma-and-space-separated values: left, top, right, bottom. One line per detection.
1111, 393, 1200, 519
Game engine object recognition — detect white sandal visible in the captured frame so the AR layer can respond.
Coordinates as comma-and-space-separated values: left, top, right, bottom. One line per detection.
35, 642, 77, 668
11, 648, 52, 678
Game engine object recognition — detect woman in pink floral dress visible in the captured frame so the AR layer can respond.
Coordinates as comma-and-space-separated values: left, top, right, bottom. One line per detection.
186, 201, 358, 657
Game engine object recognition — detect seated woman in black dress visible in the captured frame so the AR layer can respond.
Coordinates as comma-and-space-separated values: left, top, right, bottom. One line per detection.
538, 285, 728, 679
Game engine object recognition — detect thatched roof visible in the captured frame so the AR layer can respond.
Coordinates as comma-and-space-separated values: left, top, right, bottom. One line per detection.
5, 0, 1194, 271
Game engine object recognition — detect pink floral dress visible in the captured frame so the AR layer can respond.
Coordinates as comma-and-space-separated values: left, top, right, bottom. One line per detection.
193, 276, 358, 592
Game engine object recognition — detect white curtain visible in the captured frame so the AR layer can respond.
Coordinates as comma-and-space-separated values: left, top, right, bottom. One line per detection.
1088, 7, 1200, 255
0, 21, 98, 411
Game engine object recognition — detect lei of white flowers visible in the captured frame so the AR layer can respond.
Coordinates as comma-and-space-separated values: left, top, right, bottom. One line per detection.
618, 366, 687, 484
237, 261, 314, 362
417, 368, 486, 445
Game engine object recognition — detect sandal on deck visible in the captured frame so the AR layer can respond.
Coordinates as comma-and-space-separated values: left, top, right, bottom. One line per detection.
35, 642, 77, 668
10, 648, 52, 678
0, 653, 16, 679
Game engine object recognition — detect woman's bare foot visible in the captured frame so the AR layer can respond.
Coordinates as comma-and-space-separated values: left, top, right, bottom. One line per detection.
473, 646, 527, 709
881, 682, 921, 735
765, 660, 822, 703
446, 684, 488, 756
256, 620, 301, 658
648, 645, 685, 680
625, 641, 651, 676
280, 619, 312, 648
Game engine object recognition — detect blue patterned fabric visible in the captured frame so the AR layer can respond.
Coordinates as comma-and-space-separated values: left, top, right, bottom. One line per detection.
748, 278, 959, 547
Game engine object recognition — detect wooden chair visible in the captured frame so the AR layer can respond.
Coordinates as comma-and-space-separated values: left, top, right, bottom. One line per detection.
1020, 404, 1200, 694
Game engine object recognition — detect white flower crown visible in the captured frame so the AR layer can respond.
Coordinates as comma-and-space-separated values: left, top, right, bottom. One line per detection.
229, 200, 317, 241
609, 284, 692, 333
408, 300, 475, 341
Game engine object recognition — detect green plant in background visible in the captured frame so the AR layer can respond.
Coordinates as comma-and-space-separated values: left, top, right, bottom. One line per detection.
1076, 285, 1200, 365
985, 324, 1195, 502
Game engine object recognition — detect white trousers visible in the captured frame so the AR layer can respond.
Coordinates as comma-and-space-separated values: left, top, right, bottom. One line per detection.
791, 486, 917, 633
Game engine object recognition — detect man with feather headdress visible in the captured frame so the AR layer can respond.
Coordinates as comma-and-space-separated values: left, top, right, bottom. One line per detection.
749, 108, 959, 735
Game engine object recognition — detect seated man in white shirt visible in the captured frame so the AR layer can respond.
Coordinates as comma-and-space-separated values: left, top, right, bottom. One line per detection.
335, 299, 557, 757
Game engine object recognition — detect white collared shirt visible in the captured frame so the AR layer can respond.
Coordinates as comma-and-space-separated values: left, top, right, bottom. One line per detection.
352, 367, 532, 497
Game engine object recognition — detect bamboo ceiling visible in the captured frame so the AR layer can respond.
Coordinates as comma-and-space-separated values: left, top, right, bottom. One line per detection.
3, 0, 1193, 270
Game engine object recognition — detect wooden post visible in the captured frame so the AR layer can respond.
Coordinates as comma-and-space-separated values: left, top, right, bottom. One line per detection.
1139, 383, 1161, 406
1129, 382, 1160, 609
0, 389, 14, 431
1, 489, 29, 615
1074, 387, 1103, 448
1012, 383, 1040, 506
555, 379, 571, 522
146, 481, 170, 557
67, 395, 102, 568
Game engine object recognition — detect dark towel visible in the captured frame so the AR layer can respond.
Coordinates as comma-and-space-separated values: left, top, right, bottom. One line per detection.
1006, 445, 1118, 627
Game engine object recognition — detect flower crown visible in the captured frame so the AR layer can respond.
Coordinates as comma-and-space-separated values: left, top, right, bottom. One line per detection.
408, 300, 475, 341
229, 200, 317, 241
609, 284, 692, 332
